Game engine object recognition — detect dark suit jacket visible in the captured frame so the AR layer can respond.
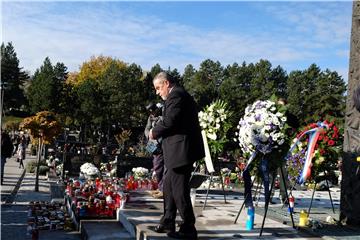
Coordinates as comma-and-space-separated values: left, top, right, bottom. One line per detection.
152, 86, 205, 169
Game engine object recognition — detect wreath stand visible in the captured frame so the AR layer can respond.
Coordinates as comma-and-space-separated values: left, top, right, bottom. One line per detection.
282, 172, 335, 217
234, 165, 295, 237
190, 162, 227, 210
307, 179, 336, 219
189, 131, 227, 210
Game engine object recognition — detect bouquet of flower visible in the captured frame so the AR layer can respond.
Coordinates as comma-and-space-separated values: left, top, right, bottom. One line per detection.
236, 100, 288, 156
198, 100, 233, 156
80, 163, 100, 178
132, 167, 149, 180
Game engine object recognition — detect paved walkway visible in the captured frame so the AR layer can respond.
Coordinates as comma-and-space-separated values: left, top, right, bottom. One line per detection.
1, 153, 80, 240
1, 154, 28, 240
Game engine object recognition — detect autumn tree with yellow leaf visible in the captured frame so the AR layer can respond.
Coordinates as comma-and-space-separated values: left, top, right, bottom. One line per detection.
20, 111, 62, 191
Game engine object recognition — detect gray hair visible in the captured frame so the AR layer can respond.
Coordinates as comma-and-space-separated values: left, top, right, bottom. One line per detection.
153, 72, 176, 85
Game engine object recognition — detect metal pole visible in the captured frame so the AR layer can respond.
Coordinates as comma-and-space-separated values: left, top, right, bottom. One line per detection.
325, 178, 335, 214
307, 182, 317, 217
259, 172, 276, 237
279, 166, 295, 228
203, 173, 213, 210
35, 136, 43, 192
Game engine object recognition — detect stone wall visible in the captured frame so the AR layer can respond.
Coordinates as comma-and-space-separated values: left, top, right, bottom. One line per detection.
340, 1, 360, 226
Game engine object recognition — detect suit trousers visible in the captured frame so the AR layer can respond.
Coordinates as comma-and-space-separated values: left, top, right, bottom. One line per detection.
160, 164, 195, 227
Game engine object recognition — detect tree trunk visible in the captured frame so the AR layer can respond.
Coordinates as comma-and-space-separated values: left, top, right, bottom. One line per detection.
34, 137, 43, 192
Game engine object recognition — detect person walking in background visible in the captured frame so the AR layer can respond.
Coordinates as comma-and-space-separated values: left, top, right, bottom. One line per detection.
26, 135, 31, 148
12, 134, 20, 159
149, 72, 205, 239
17, 135, 27, 169
1, 130, 14, 185
144, 102, 165, 199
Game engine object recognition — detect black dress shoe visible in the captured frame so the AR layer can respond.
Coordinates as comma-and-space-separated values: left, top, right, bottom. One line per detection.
148, 224, 175, 233
167, 230, 197, 239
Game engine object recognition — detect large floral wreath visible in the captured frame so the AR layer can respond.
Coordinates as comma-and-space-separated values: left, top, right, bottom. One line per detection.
235, 98, 291, 172
286, 119, 342, 184
237, 100, 288, 153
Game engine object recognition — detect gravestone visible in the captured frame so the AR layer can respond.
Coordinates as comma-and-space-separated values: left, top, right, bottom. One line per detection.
341, 1, 360, 226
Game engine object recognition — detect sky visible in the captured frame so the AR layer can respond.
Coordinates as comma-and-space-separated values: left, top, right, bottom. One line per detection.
1, 1, 353, 82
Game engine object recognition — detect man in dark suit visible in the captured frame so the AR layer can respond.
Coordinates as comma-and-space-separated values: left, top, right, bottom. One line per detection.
149, 72, 205, 239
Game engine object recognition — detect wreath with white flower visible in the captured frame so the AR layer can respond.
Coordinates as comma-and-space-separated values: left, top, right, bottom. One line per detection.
198, 100, 233, 157
235, 99, 290, 171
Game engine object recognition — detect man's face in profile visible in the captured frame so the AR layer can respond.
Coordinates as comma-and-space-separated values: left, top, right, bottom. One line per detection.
153, 78, 170, 100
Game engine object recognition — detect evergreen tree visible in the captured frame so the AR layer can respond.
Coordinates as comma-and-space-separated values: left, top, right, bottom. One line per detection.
1, 42, 29, 111
286, 70, 305, 121
142, 64, 163, 103
182, 64, 197, 91
185, 59, 224, 108
54, 62, 68, 114
286, 64, 344, 125
219, 62, 253, 121
27, 57, 67, 114
100, 62, 146, 128
249, 59, 287, 102
166, 68, 182, 86
312, 69, 346, 121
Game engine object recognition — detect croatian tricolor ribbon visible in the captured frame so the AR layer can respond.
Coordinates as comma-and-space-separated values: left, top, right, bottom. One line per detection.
287, 122, 328, 184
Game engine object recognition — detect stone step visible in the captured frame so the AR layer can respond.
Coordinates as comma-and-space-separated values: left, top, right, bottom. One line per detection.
80, 220, 134, 240
117, 191, 323, 240
66, 189, 340, 240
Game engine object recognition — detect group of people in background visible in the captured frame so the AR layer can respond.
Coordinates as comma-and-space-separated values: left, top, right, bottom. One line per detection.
1, 131, 29, 185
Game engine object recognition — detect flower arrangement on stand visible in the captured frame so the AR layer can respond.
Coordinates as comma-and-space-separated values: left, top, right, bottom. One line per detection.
236, 99, 289, 171
286, 119, 343, 185
198, 99, 233, 158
